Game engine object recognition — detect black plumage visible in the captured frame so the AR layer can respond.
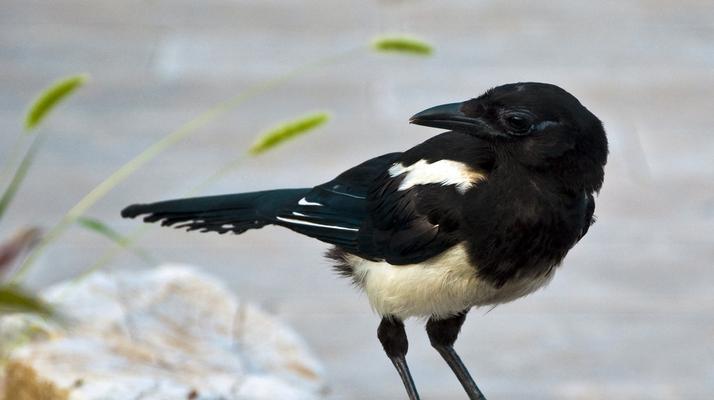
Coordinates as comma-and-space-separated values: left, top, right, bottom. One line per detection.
122, 82, 608, 400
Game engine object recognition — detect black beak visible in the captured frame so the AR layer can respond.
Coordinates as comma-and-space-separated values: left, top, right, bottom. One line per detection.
409, 102, 496, 136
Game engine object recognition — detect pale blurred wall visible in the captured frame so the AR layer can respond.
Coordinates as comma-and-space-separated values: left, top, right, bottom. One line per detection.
1, 1, 713, 399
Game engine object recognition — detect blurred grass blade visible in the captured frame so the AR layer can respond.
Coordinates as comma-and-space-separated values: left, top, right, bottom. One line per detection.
77, 217, 127, 245
0, 135, 45, 222
249, 112, 330, 155
372, 35, 433, 56
76, 217, 156, 264
0, 135, 25, 187
0, 285, 52, 316
25, 74, 89, 131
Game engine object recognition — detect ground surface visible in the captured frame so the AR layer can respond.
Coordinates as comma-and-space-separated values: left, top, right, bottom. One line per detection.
1, 1, 713, 399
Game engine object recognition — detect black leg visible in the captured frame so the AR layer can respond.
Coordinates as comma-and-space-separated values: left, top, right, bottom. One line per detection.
377, 317, 420, 400
426, 311, 487, 400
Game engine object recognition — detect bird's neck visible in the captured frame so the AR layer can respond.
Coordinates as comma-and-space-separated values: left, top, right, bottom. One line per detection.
493, 150, 601, 196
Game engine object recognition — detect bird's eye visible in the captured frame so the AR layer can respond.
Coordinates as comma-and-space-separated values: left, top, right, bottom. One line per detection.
503, 113, 533, 135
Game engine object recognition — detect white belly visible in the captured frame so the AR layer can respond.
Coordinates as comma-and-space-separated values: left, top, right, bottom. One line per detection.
346, 243, 554, 319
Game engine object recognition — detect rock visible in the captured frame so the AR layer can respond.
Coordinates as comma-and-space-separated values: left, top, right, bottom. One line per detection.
1, 265, 325, 400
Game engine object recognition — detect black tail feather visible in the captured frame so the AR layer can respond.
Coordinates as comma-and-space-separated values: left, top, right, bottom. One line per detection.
121, 189, 309, 235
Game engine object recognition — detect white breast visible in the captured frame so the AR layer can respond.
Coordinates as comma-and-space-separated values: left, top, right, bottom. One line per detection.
346, 244, 554, 320
388, 159, 486, 194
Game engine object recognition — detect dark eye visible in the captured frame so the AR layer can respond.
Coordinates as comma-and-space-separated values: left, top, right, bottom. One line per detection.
503, 113, 533, 134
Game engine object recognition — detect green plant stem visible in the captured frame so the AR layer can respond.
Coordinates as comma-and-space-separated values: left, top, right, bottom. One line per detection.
10, 46, 364, 283
0, 133, 48, 222
0, 134, 26, 187
76, 216, 157, 265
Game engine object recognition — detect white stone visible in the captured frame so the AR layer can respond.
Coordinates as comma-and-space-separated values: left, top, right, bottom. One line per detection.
1, 265, 325, 400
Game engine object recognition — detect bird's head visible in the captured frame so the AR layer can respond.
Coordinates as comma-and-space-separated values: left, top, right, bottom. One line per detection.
410, 82, 608, 192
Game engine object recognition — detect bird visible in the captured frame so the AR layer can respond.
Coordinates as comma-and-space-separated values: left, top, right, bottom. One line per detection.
121, 82, 608, 400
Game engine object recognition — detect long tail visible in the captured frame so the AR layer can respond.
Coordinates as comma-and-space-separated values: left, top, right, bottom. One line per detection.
121, 188, 309, 235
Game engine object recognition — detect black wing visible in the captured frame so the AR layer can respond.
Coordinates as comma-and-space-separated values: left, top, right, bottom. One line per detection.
276, 132, 494, 265
357, 132, 494, 264
271, 153, 401, 251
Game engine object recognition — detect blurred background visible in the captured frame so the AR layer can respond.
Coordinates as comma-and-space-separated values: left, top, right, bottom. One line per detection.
1, 0, 713, 399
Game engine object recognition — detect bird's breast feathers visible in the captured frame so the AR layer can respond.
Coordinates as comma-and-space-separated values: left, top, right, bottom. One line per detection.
345, 243, 554, 319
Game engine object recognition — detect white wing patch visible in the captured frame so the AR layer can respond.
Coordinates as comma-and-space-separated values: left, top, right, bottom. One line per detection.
298, 197, 323, 206
276, 216, 358, 231
388, 159, 486, 194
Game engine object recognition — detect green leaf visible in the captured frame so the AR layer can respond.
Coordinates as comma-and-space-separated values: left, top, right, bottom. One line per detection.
25, 74, 89, 131
76, 217, 156, 264
0, 285, 53, 316
249, 112, 330, 155
372, 35, 433, 56
77, 217, 127, 245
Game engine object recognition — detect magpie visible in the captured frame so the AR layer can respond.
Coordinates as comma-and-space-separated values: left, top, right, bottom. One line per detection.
122, 82, 608, 400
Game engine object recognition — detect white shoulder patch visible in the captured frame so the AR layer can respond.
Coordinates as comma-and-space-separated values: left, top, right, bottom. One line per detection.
388, 159, 486, 194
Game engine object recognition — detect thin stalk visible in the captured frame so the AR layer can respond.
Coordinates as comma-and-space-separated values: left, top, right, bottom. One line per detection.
0, 133, 47, 222
76, 216, 157, 265
75, 224, 152, 281
0, 134, 26, 187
